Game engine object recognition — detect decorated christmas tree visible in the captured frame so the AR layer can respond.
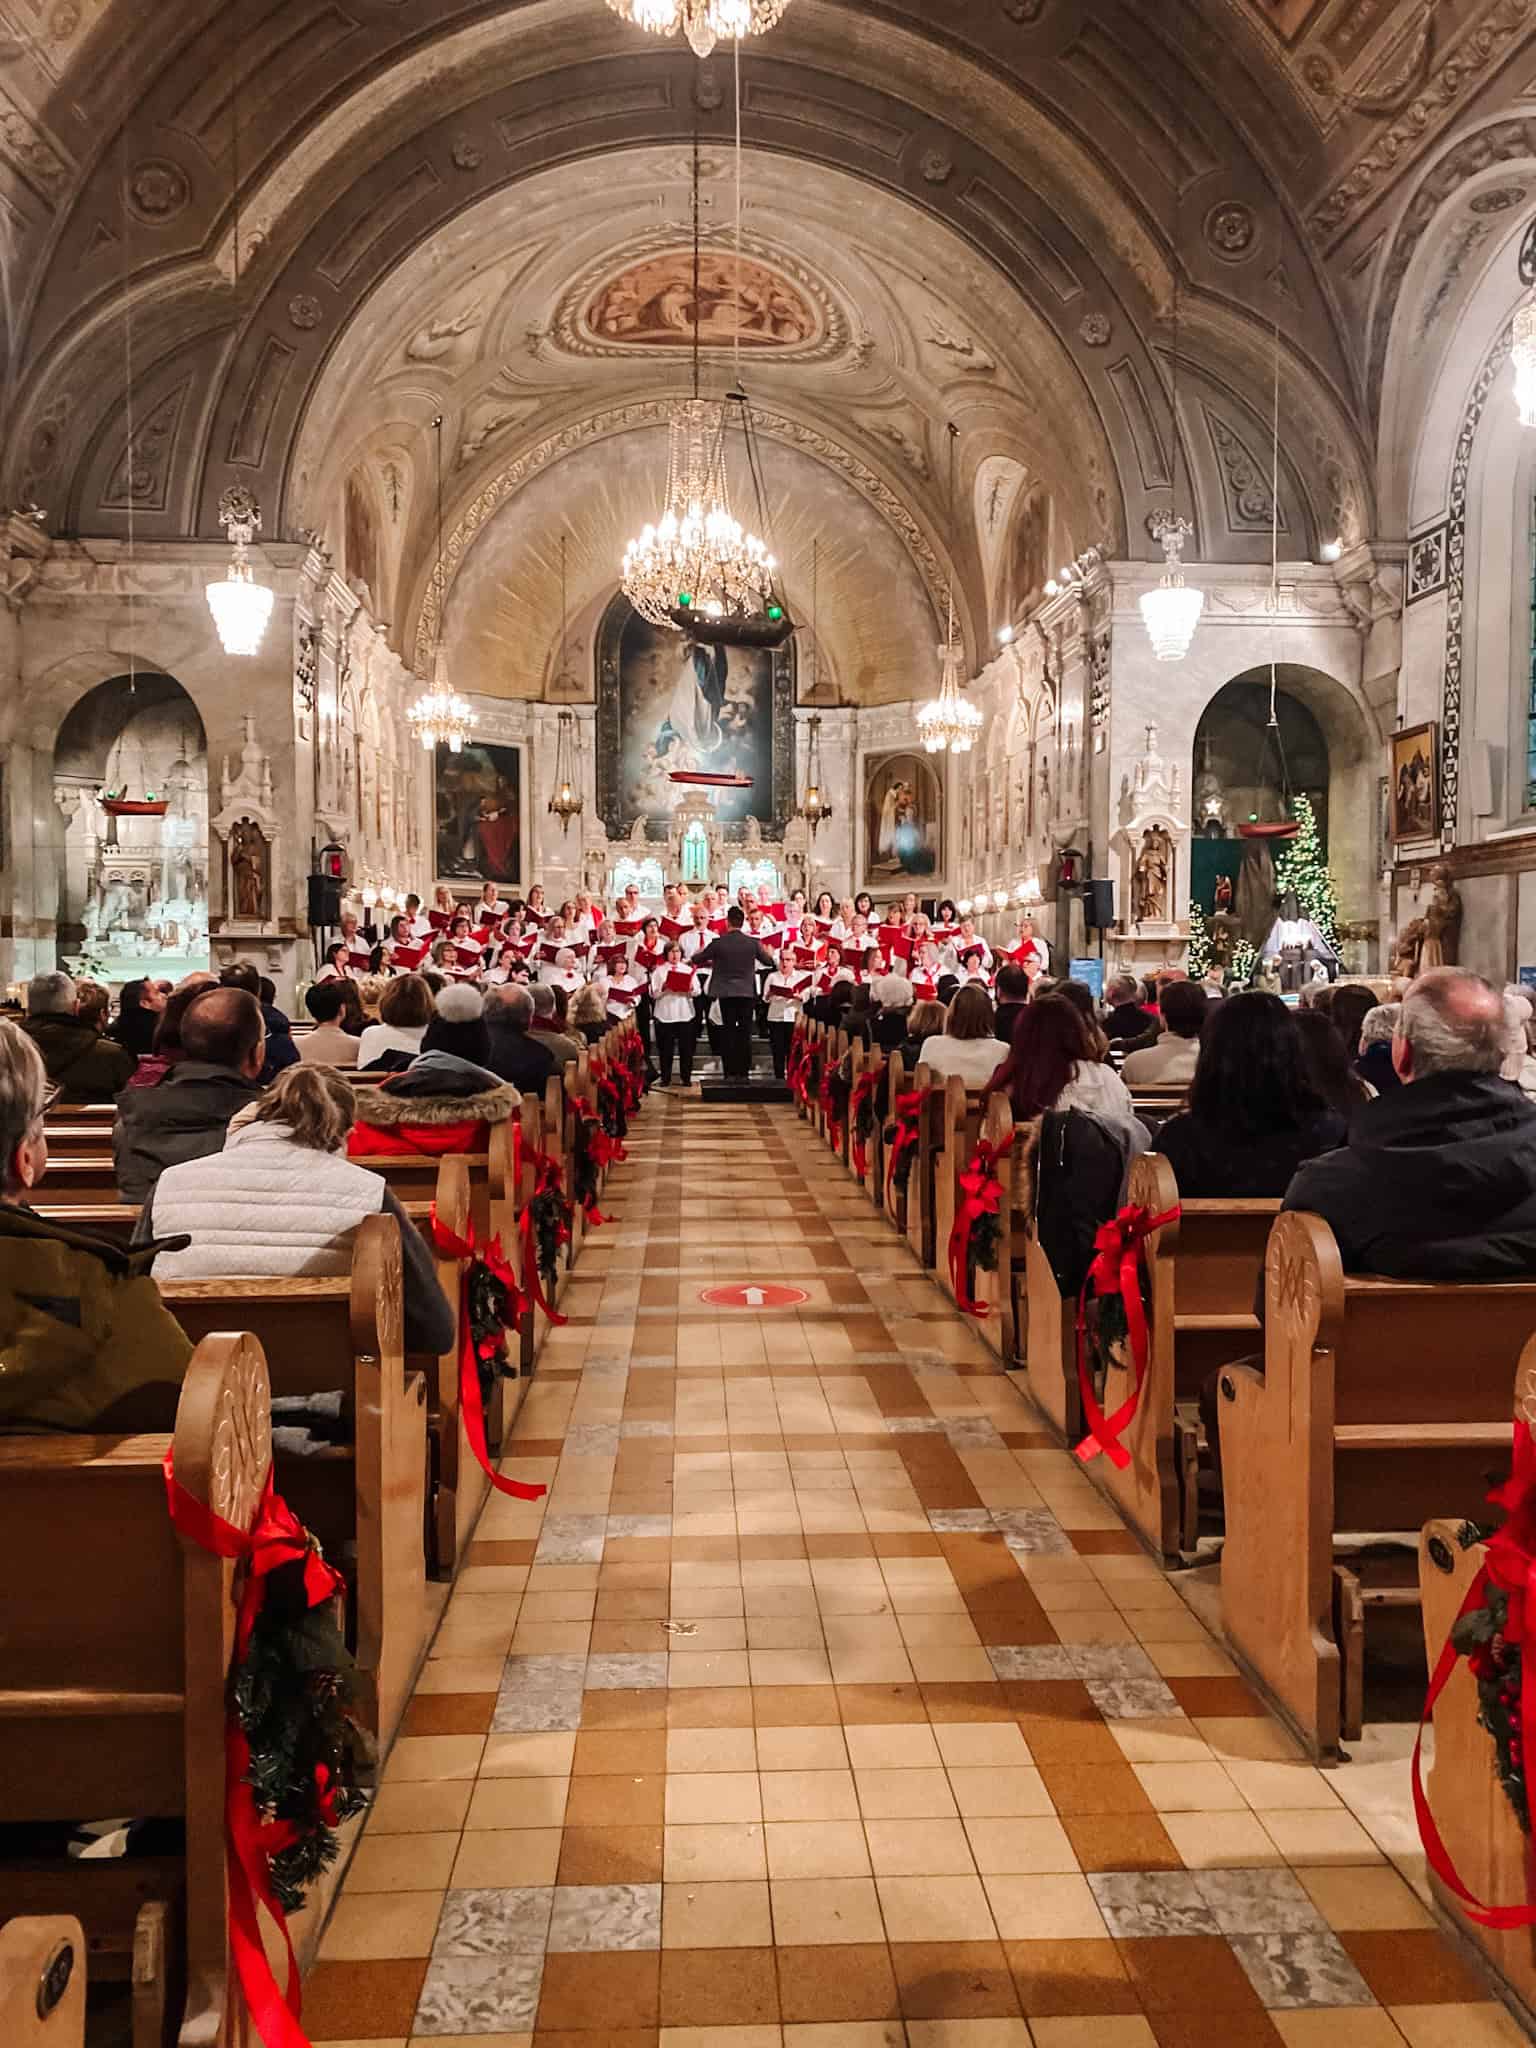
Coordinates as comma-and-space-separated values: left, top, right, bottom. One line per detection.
1271, 793, 1339, 949
1186, 899, 1210, 977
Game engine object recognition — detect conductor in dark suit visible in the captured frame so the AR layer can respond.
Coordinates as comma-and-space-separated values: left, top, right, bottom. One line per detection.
695, 907, 777, 1080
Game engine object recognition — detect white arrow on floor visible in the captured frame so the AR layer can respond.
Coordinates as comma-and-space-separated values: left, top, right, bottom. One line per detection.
743, 1287, 767, 1306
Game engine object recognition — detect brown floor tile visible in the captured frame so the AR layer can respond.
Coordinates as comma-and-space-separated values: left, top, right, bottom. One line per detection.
532, 2032, 659, 2048
1167, 1677, 1268, 1717
834, 1683, 930, 1724
300, 1959, 427, 2039
1068, 1529, 1144, 1555
1037, 1762, 1153, 1816
1119, 1936, 1267, 2012
1063, 1812, 1184, 1871
580, 1691, 669, 1730
804, 1532, 875, 1558
1004, 1938, 1141, 2017
774, 1943, 901, 2024
605, 1537, 673, 1564
659, 1945, 781, 2026
591, 1620, 672, 1654
921, 1682, 1015, 1722
753, 1686, 843, 1726
556, 1825, 664, 1884
739, 1534, 809, 1559
667, 1687, 755, 1728
971, 1605, 1062, 1646
600, 1562, 672, 1591
573, 1729, 668, 1776
672, 1536, 742, 1562
510, 1438, 567, 1457
1000, 1431, 1058, 1449
1149, 2016, 1286, 2048
400, 1690, 495, 1737
468, 1538, 539, 1565
538, 1951, 661, 2031
565, 1773, 665, 1827
874, 1533, 944, 1556
890, 1939, 1022, 2018
1339, 1929, 1489, 2005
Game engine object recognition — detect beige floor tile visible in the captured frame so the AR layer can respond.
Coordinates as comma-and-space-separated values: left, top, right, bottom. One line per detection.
947, 1768, 1055, 1819
765, 1819, 873, 1878
982, 1873, 1105, 1941
934, 1724, 1032, 1769
864, 1816, 977, 1877
905, 2025, 1033, 2048
1132, 1760, 1248, 1811
1297, 1864, 1433, 1931
1258, 1806, 1385, 1865
478, 1731, 577, 1777
750, 1648, 836, 1686
509, 1620, 592, 1656
665, 2031, 786, 2048
662, 1878, 774, 1947
964, 1817, 1079, 1875
318, 1889, 443, 1960
897, 1611, 984, 1648
876, 1873, 997, 1942
1271, 2014, 1410, 2046
760, 1769, 860, 1822
369, 1781, 474, 1834
664, 1822, 770, 1882
1157, 1809, 1284, 1870
844, 1722, 943, 1771
1029, 2022, 1157, 2048
448, 1828, 562, 1888
1389, 2005, 1532, 2046
665, 1771, 764, 1825
667, 1725, 759, 1773
754, 1725, 849, 1772
412, 1656, 507, 1694
344, 1830, 459, 1893
1224, 1758, 1343, 1808
670, 1649, 754, 1687
1106, 1717, 1211, 1765
770, 1875, 886, 1945
517, 1588, 595, 1621
1191, 1715, 1307, 1762
855, 1767, 958, 1819
464, 1776, 569, 1830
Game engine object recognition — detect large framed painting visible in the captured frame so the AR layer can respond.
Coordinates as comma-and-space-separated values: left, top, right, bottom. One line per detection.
435, 740, 521, 885
595, 592, 794, 832
862, 749, 943, 885
1391, 722, 1437, 845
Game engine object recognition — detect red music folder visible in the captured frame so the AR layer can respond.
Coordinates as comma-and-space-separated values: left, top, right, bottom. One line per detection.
347, 947, 374, 973
659, 916, 691, 941
606, 984, 639, 1008
665, 968, 696, 995
427, 909, 454, 931
391, 943, 428, 971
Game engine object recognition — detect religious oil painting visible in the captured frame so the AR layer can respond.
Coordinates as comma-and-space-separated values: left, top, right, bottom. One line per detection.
435, 740, 521, 884
864, 750, 942, 884
1391, 722, 1437, 845
585, 250, 818, 351
596, 592, 794, 831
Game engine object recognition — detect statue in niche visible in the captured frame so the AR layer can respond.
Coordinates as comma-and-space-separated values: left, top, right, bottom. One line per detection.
229, 819, 269, 921
1131, 827, 1172, 926
1419, 863, 1462, 971
1208, 874, 1242, 969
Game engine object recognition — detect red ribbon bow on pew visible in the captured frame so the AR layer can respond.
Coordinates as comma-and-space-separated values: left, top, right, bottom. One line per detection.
1413, 1421, 1536, 1926
511, 1122, 570, 1326
946, 1131, 1014, 1318
884, 1086, 929, 1197
1072, 1200, 1180, 1469
849, 1061, 887, 1179
430, 1208, 549, 1503
163, 1460, 345, 2048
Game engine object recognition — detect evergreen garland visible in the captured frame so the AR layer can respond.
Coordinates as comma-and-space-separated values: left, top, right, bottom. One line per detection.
1451, 1532, 1529, 1836
969, 1206, 1002, 1275
530, 1183, 568, 1294
466, 1254, 520, 1395
233, 1556, 371, 1915
854, 1073, 883, 1158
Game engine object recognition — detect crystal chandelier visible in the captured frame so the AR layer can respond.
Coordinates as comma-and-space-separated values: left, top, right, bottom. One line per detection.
916, 633, 984, 755
408, 415, 478, 753
1140, 512, 1205, 663
623, 398, 775, 625
606, 0, 793, 60
206, 484, 274, 657
548, 709, 584, 832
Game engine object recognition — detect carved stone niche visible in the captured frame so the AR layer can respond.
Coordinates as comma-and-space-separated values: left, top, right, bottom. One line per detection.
211, 714, 282, 935
1111, 724, 1189, 971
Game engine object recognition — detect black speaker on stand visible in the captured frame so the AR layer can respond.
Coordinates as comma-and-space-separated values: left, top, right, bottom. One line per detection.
1083, 878, 1115, 931
307, 873, 343, 928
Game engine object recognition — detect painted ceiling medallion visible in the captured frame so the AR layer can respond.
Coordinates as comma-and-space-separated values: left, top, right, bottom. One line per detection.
585, 248, 819, 352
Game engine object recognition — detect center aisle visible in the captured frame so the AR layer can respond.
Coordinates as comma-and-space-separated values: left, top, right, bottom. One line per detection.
303, 1095, 1514, 2048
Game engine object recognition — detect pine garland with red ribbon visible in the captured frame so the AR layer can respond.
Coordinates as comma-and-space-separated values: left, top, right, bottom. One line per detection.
819, 1061, 850, 1141
591, 1055, 629, 1142
946, 1131, 1014, 1317
884, 1085, 929, 1198
511, 1123, 570, 1326
430, 1209, 548, 1501
1071, 1201, 1179, 1469
572, 1102, 614, 1224
164, 1460, 370, 2048
850, 1060, 887, 1179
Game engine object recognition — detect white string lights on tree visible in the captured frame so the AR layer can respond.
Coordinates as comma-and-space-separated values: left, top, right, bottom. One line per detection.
605, 0, 793, 61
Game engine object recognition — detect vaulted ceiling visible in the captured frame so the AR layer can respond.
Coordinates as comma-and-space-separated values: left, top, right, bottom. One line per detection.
2, 0, 1531, 691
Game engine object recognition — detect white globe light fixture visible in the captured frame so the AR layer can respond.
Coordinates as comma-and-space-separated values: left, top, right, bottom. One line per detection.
206, 485, 274, 657
1140, 511, 1204, 663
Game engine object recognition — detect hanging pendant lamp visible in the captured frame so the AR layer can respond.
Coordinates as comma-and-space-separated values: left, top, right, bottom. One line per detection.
407, 415, 477, 754
915, 424, 983, 755
1139, 90, 1203, 664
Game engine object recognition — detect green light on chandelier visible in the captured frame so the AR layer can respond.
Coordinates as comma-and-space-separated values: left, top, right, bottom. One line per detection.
767, 604, 783, 620
677, 592, 693, 608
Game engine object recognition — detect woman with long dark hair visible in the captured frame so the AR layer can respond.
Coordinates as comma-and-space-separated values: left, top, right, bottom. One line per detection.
1293, 1006, 1373, 1119
1154, 991, 1344, 1196
988, 994, 1136, 1131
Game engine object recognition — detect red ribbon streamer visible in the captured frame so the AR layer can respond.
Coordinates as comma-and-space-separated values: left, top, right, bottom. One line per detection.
430, 1209, 548, 1501
511, 1123, 570, 1327
163, 1459, 346, 2048
1414, 1423, 1536, 1926
849, 1061, 887, 1180
885, 1086, 929, 1198
1072, 1202, 1180, 1469
946, 1132, 1014, 1318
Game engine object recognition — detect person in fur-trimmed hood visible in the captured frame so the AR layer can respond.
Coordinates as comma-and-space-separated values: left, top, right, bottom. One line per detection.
346, 1049, 521, 1158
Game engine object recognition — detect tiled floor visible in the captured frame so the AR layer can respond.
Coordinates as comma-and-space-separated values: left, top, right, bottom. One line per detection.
304, 1096, 1529, 2047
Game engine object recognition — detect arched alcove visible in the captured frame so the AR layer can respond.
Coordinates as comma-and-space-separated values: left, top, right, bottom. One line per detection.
52, 675, 209, 981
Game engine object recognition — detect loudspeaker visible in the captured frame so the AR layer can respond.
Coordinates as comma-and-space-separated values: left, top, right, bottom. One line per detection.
1084, 878, 1115, 930
307, 873, 343, 928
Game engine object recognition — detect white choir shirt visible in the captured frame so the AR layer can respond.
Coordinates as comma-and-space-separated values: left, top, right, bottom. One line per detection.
606, 974, 643, 1018
547, 966, 584, 994
766, 974, 810, 1024
650, 964, 698, 1025
1011, 935, 1049, 975
477, 897, 509, 921
943, 935, 994, 974
408, 915, 434, 941
314, 963, 350, 984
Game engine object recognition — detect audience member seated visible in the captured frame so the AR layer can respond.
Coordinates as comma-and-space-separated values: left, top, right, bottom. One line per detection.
871, 976, 914, 1054
357, 972, 432, 1069
1153, 990, 1345, 1198
918, 985, 1006, 1086
219, 962, 299, 1085
990, 994, 1140, 1138
73, 979, 110, 1036
1355, 1001, 1401, 1096
1283, 969, 1536, 1276
1294, 1005, 1373, 1117
842, 985, 878, 1050
109, 976, 165, 1057
568, 984, 608, 1047
114, 986, 266, 1204
528, 982, 583, 1069
1120, 977, 1208, 1088
993, 963, 1032, 1048
348, 1048, 519, 1158
423, 983, 493, 1067
1503, 985, 1536, 1103
0, 1020, 192, 1433
896, 1000, 947, 1073
484, 984, 557, 1091
299, 980, 360, 1068
146, 1066, 455, 1356
123, 975, 218, 1091
1046, 978, 1114, 1064
1320, 981, 1376, 1056
21, 971, 136, 1100
1104, 973, 1157, 1047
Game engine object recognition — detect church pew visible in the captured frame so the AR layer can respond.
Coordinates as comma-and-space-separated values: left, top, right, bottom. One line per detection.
965, 1096, 1038, 1352
1088, 1153, 1277, 1564
1419, 1479, 1536, 2030
1022, 1215, 1079, 1438
418, 1153, 492, 1583
824, 1030, 850, 1163
855, 1045, 891, 1209
1128, 1087, 1188, 1138
39, 1124, 124, 1160
931, 1076, 987, 1312
1219, 1210, 1536, 1760
905, 1062, 945, 1270
882, 1052, 912, 1236
25, 1156, 123, 1206
0, 1917, 85, 2048
159, 1214, 429, 1751
0, 1330, 271, 2048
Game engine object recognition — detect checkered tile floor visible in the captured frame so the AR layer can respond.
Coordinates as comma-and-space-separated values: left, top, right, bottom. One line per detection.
303, 1098, 1526, 2047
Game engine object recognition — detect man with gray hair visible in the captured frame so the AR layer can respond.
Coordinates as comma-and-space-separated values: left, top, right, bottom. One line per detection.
526, 982, 582, 1071
1282, 967, 1536, 1277
21, 970, 136, 1101
483, 983, 557, 1092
